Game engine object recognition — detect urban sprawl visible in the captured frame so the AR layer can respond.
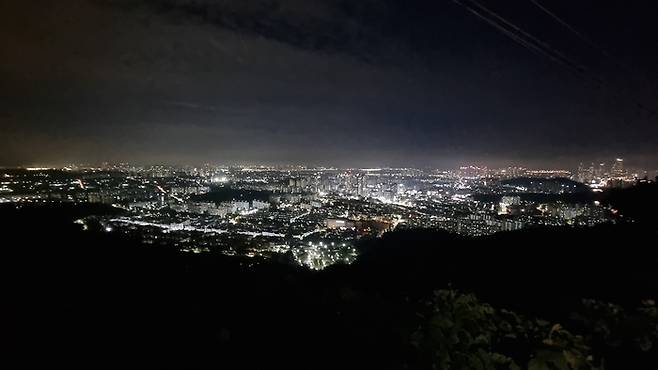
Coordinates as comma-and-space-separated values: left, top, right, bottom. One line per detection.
0, 159, 647, 269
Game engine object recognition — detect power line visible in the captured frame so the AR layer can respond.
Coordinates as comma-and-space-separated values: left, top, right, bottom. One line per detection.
451, 0, 655, 117
455, 1, 557, 62
528, 0, 606, 56
469, 0, 587, 74
451, 0, 598, 84
527, 0, 656, 116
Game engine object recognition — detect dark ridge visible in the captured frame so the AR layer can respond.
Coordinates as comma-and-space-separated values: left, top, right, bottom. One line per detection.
3, 198, 657, 369
189, 186, 272, 203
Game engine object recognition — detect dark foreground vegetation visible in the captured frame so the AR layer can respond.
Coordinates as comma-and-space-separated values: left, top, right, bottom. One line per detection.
3, 182, 658, 369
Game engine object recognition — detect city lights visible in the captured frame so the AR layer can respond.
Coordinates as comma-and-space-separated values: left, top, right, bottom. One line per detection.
0, 161, 643, 269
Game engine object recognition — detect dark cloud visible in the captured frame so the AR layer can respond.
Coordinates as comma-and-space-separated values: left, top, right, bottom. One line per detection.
142, 0, 393, 62
1, 0, 658, 168
104, 0, 491, 65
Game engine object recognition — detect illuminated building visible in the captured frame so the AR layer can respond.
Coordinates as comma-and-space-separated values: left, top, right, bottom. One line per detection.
326, 218, 356, 229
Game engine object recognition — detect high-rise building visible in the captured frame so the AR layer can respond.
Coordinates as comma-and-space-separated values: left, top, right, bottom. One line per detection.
576, 163, 594, 183
498, 196, 521, 215
595, 163, 605, 179
611, 158, 624, 178
251, 199, 270, 210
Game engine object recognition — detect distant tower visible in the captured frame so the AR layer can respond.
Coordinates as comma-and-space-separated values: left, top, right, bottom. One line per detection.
576, 162, 585, 183
611, 158, 624, 178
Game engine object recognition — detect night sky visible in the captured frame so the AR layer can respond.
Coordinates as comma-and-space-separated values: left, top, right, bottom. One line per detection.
2, 0, 658, 168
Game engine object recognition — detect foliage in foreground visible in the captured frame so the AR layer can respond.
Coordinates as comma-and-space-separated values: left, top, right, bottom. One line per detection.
412, 290, 658, 370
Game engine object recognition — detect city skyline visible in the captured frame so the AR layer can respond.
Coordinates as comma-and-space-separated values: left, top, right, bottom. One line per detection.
1, 163, 631, 270
4, 157, 657, 178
